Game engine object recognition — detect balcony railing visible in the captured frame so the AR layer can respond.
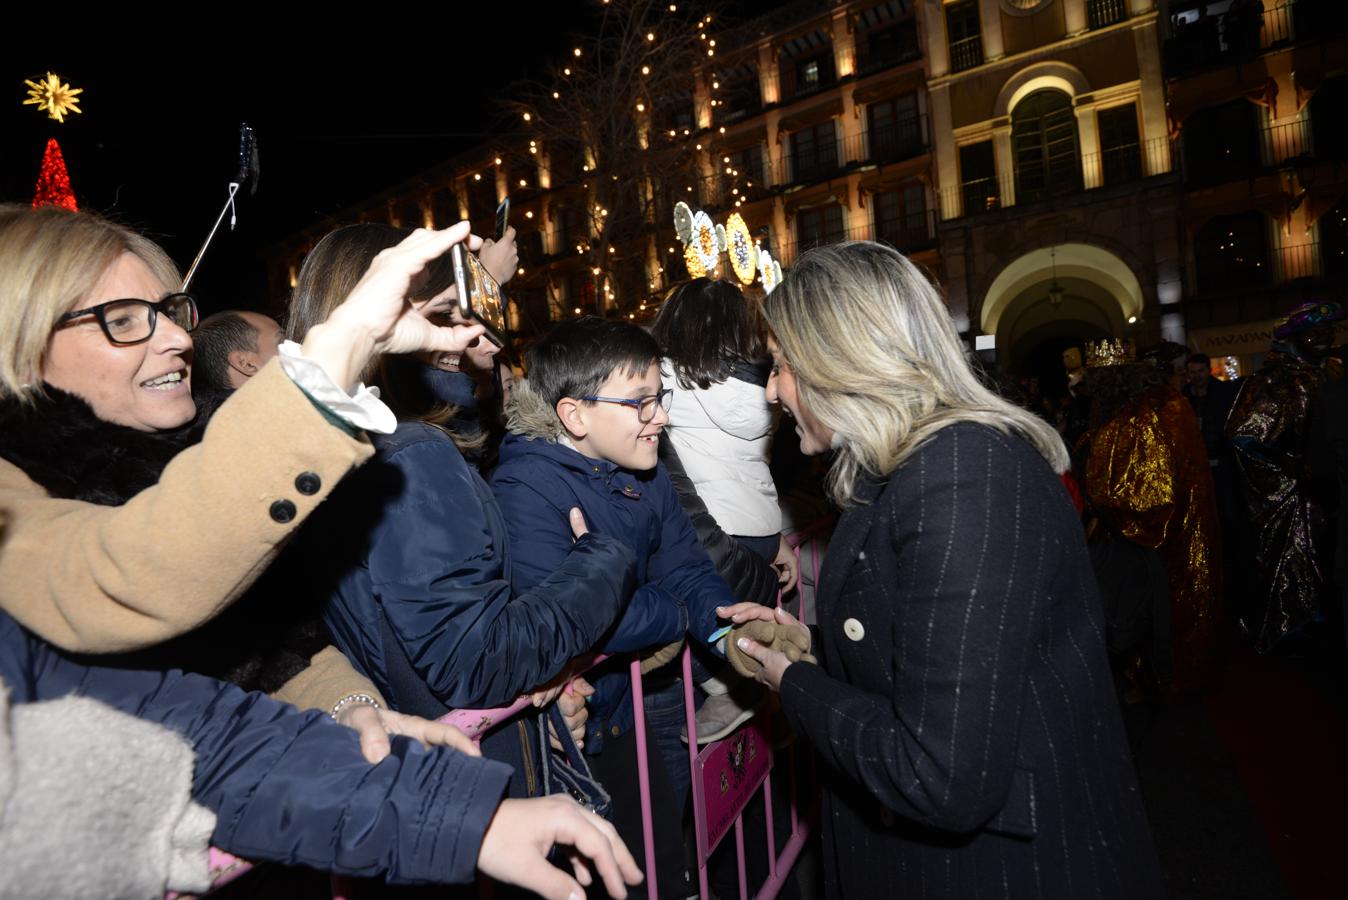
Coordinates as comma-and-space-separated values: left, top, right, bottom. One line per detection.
1080, 138, 1175, 188
1259, 119, 1314, 166
1193, 241, 1321, 296
1273, 241, 1321, 282
864, 117, 929, 163
1088, 0, 1128, 30
777, 135, 844, 185
940, 137, 1174, 220
875, 208, 938, 252
784, 223, 871, 264
949, 35, 983, 74
1164, 2, 1303, 77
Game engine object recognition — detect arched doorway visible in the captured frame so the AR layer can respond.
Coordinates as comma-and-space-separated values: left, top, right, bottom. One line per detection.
980, 242, 1145, 391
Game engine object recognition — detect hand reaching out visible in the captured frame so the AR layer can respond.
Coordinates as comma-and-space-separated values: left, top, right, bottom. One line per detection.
335, 703, 480, 764
477, 796, 643, 900
773, 534, 800, 593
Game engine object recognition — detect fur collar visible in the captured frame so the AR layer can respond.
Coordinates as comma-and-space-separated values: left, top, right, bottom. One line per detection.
505, 378, 565, 442
0, 387, 205, 506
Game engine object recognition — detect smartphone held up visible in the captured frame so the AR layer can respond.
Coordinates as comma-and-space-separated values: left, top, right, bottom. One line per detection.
450, 242, 508, 348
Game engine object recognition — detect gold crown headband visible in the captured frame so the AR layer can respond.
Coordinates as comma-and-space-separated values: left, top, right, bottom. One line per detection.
1085, 338, 1136, 368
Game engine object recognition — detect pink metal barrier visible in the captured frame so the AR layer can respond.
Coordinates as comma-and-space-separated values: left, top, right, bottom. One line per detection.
432, 521, 834, 899
208, 522, 834, 899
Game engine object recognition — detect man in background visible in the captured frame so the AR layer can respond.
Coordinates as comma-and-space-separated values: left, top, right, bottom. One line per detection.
192, 311, 284, 413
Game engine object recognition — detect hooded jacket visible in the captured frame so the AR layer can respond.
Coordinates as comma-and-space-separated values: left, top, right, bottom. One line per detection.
491, 382, 734, 751
661, 359, 781, 538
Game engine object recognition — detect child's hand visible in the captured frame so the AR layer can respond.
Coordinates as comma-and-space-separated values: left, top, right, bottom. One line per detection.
569, 507, 590, 542
773, 534, 800, 593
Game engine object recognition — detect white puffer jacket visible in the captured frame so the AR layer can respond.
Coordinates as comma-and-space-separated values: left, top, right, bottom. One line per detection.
662, 360, 781, 538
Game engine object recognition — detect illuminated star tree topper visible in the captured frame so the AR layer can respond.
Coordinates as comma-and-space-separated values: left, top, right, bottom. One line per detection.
24, 72, 83, 123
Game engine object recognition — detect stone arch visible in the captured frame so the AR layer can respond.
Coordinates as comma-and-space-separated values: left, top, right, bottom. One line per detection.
993, 62, 1093, 118
979, 242, 1147, 369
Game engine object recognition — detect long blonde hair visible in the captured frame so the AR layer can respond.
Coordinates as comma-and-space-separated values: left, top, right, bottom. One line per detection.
0, 204, 179, 402
762, 241, 1068, 507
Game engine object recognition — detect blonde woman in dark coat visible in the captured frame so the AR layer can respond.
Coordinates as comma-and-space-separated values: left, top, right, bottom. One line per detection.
722, 241, 1162, 898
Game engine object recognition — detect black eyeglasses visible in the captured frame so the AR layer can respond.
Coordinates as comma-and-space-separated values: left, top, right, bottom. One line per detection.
580, 388, 673, 423
57, 293, 199, 346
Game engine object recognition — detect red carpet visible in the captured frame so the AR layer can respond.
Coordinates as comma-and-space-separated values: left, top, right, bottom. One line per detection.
1203, 650, 1348, 900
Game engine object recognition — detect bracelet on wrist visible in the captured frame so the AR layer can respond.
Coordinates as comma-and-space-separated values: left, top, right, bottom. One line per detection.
331, 693, 382, 720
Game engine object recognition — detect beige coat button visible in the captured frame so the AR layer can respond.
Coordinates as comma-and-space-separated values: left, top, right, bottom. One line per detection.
843, 618, 865, 641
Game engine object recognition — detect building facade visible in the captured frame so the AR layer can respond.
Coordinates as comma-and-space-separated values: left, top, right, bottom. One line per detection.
262, 0, 1347, 378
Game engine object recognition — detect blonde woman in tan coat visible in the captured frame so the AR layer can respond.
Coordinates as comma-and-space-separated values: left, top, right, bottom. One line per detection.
0, 205, 646, 899
0, 204, 491, 759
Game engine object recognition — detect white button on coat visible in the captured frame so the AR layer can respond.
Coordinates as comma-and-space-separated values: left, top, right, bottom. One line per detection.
843, 618, 865, 641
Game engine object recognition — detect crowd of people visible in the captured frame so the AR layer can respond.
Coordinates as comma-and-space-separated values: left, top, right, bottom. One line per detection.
12, 197, 1338, 898
1007, 303, 1348, 710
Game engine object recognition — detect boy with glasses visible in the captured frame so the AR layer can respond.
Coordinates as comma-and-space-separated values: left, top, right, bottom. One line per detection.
492, 316, 741, 895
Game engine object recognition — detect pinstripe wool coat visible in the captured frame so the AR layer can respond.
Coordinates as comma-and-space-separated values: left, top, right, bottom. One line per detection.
779, 423, 1163, 898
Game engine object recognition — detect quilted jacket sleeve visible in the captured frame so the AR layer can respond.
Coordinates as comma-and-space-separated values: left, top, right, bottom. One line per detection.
366, 438, 637, 708
7, 612, 510, 885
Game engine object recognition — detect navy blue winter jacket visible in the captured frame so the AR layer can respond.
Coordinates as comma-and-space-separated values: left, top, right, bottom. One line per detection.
491, 432, 735, 751
312, 421, 637, 715
0, 610, 511, 885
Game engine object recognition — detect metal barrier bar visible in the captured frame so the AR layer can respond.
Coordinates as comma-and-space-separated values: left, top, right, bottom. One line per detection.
429, 520, 835, 900
630, 657, 661, 900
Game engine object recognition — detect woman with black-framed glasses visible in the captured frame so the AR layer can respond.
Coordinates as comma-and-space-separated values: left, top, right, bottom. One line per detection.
0, 204, 641, 897
57, 291, 199, 344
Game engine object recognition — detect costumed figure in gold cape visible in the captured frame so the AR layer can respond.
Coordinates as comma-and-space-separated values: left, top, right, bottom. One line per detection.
1077, 339, 1223, 694
1225, 301, 1345, 652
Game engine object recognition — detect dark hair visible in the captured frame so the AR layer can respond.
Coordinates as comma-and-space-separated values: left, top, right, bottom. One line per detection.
1186, 352, 1211, 367
650, 278, 765, 390
527, 316, 661, 409
285, 223, 472, 444
192, 311, 258, 395
287, 223, 454, 345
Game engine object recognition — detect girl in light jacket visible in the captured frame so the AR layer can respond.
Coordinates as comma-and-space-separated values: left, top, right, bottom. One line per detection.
651, 279, 796, 583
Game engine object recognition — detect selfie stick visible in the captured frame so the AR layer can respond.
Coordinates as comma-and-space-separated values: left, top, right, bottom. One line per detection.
181, 123, 258, 292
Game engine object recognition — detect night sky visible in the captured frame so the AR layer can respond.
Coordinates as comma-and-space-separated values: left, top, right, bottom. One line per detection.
2, 2, 609, 312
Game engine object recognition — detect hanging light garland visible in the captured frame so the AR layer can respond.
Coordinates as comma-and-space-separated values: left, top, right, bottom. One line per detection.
672, 202, 782, 292
725, 213, 755, 285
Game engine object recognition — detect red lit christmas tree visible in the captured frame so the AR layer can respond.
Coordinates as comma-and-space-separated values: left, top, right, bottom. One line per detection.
23, 72, 83, 210
32, 137, 77, 211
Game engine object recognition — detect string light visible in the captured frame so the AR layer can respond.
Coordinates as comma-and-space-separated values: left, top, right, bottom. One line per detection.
494, 157, 502, 165
573, 48, 582, 57
525, 210, 534, 219
564, 67, 572, 75
642, 66, 651, 75
522, 112, 532, 122
646, 32, 655, 41
473, 173, 482, 181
